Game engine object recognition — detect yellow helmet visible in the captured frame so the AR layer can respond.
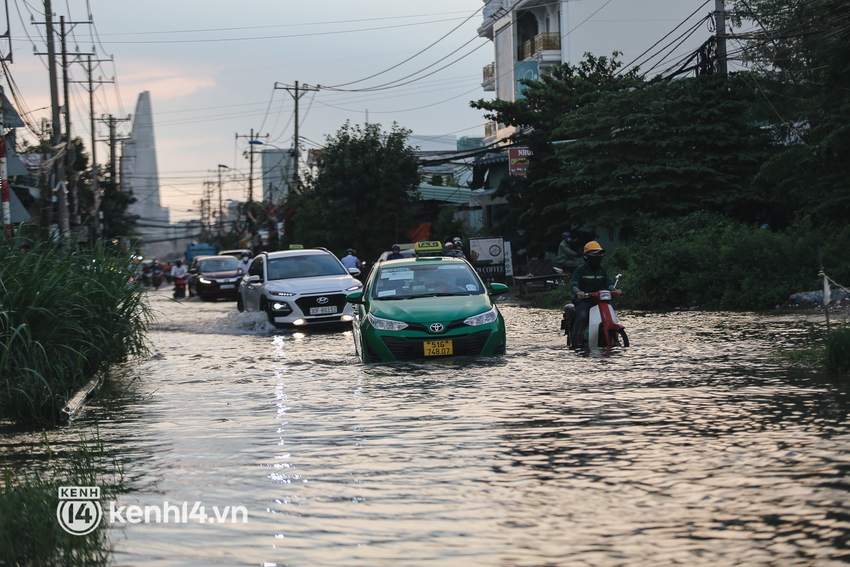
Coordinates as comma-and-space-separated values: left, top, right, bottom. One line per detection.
583, 241, 605, 257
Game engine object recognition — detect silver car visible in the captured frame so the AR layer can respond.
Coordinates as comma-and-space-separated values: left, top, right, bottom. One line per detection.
237, 248, 362, 328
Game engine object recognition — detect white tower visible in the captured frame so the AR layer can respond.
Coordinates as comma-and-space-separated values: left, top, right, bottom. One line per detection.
122, 91, 169, 232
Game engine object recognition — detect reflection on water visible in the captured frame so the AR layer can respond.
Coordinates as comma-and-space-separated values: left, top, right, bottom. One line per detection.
3, 290, 849, 566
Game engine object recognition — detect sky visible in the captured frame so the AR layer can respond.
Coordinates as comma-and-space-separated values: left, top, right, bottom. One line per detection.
2, 0, 729, 222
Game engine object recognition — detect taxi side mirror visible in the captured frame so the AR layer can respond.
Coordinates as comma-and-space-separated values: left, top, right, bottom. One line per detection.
346, 291, 364, 304
489, 283, 509, 295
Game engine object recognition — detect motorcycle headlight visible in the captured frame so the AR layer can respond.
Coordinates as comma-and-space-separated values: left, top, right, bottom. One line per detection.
463, 306, 498, 327
198, 277, 211, 284
367, 313, 408, 331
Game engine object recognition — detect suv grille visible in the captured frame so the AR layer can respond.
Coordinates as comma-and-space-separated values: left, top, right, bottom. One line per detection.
381, 330, 492, 360
295, 293, 347, 314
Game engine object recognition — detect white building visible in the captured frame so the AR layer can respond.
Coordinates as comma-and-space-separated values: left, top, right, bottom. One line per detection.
478, 0, 715, 145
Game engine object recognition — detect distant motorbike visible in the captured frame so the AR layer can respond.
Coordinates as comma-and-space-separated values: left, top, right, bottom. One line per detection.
151, 266, 164, 290
173, 275, 188, 299
561, 274, 629, 348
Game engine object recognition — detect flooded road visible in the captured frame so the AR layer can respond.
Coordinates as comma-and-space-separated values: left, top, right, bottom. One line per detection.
15, 290, 850, 565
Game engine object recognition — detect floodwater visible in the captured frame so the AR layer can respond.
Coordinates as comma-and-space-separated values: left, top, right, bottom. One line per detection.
9, 289, 850, 566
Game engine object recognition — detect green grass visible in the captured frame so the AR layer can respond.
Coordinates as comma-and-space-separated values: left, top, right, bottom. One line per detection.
0, 238, 151, 427
0, 433, 122, 567
826, 324, 850, 374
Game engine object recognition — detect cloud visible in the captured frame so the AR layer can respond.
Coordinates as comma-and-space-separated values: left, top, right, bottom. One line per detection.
119, 60, 217, 101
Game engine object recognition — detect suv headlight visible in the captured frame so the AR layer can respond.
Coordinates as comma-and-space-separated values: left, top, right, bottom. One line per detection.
464, 307, 498, 326
367, 313, 408, 331
198, 277, 211, 284
270, 291, 296, 297
346, 282, 363, 292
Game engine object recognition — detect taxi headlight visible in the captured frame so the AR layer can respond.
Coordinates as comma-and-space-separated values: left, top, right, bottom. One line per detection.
463, 307, 498, 327
367, 313, 408, 331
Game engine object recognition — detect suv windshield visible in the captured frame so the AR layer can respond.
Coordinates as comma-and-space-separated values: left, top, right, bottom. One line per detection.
199, 258, 238, 272
372, 263, 484, 299
267, 254, 347, 280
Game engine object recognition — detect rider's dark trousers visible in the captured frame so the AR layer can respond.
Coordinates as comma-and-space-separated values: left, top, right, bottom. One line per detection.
571, 298, 598, 346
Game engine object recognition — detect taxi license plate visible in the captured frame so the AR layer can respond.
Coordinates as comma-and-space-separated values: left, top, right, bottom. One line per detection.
423, 340, 453, 356
220, 284, 235, 289
309, 306, 338, 315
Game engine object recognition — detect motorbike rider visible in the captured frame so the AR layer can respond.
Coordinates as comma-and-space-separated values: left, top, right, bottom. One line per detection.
557, 231, 581, 272
340, 249, 360, 271
568, 241, 616, 348
170, 258, 188, 280
387, 244, 405, 260
451, 237, 466, 259
237, 251, 251, 274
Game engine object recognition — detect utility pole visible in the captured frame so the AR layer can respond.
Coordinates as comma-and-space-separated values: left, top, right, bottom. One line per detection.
235, 128, 268, 203
714, 0, 728, 76
71, 55, 113, 239
273, 81, 319, 193
98, 114, 130, 188
217, 164, 227, 233
1, 86, 10, 240
44, 0, 70, 238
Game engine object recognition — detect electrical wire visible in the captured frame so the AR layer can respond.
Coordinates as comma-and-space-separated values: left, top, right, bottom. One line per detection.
324, 4, 484, 89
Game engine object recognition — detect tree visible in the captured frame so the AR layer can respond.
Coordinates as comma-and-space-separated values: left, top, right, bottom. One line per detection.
291, 122, 420, 262
545, 75, 775, 234
731, 0, 850, 225
471, 53, 643, 254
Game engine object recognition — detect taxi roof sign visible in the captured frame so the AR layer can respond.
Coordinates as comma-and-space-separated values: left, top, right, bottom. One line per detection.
414, 240, 443, 256
289, 244, 304, 250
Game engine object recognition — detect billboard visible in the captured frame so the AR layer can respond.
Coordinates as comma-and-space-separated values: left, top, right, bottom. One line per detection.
469, 237, 507, 283
509, 147, 532, 177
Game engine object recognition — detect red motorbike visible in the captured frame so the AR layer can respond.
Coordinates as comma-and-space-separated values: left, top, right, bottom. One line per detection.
561, 274, 629, 348
173, 275, 188, 299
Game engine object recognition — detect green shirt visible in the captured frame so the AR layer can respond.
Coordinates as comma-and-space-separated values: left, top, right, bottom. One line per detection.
557, 240, 581, 268
569, 262, 615, 300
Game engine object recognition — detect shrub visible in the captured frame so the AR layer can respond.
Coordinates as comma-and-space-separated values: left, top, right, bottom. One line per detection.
826, 325, 850, 374
0, 239, 151, 427
607, 213, 850, 310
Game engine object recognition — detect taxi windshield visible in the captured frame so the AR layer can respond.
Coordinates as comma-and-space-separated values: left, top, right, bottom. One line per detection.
372, 263, 484, 299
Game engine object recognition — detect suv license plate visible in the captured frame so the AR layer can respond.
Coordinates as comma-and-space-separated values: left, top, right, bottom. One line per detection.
309, 306, 338, 315
220, 284, 235, 289
424, 340, 453, 356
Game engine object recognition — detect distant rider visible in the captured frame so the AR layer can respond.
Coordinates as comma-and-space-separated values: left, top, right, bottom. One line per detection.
557, 231, 581, 272
341, 249, 360, 271
237, 251, 251, 274
443, 241, 455, 257
170, 259, 188, 280
451, 237, 466, 259
569, 241, 615, 348
387, 244, 405, 260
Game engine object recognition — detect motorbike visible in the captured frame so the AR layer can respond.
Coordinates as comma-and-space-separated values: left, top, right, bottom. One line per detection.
561, 274, 629, 348
173, 275, 188, 299
151, 265, 164, 290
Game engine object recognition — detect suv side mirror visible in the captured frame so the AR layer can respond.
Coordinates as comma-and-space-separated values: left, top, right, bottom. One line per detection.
247, 275, 261, 283
348, 267, 361, 277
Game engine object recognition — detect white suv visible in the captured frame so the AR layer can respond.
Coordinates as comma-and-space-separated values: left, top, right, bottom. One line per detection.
237, 249, 362, 328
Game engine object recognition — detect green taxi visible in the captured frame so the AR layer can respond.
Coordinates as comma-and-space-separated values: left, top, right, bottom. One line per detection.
345, 256, 508, 363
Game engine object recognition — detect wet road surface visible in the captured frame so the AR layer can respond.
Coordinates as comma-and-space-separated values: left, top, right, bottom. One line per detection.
8, 289, 850, 566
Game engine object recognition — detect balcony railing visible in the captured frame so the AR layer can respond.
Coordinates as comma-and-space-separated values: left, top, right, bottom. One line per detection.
483, 62, 495, 83
518, 32, 561, 60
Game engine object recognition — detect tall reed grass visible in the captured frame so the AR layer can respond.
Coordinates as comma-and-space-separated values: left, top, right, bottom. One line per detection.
0, 238, 151, 427
0, 433, 122, 566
